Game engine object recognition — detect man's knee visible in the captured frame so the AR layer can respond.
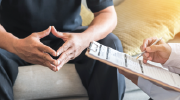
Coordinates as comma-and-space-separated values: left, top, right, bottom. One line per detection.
98, 33, 123, 52
0, 48, 19, 85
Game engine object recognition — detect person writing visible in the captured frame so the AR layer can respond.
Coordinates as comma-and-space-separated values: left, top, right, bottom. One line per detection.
118, 37, 180, 100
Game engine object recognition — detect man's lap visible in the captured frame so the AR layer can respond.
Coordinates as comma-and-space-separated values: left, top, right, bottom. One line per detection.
0, 26, 125, 100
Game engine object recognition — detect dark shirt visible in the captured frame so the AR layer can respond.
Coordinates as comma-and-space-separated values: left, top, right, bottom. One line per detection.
0, 0, 113, 40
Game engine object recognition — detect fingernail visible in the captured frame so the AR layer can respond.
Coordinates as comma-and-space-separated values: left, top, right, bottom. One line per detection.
58, 60, 60, 65
57, 66, 60, 71
57, 52, 60, 56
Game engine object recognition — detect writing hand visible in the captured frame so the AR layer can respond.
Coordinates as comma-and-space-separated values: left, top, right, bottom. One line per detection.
140, 37, 171, 64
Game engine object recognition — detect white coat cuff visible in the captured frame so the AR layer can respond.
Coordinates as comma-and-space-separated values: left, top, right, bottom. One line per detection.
138, 77, 153, 95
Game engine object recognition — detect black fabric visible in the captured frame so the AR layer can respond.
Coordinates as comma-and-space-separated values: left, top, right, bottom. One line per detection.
0, 0, 113, 40
0, 26, 125, 100
86, 0, 113, 12
0, 49, 30, 100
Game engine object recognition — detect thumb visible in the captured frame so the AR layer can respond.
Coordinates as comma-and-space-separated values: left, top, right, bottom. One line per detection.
37, 26, 51, 39
146, 45, 165, 53
51, 26, 66, 38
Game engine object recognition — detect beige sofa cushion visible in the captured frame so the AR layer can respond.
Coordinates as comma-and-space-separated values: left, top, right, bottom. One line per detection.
13, 64, 87, 100
113, 0, 180, 55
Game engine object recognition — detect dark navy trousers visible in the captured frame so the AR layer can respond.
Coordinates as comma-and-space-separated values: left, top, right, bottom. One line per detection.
0, 26, 125, 100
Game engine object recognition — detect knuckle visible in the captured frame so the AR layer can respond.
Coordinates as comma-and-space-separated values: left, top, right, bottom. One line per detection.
153, 45, 157, 50
39, 60, 44, 65
70, 41, 74, 46
65, 56, 69, 61
31, 43, 38, 48
68, 55, 72, 60
44, 46, 50, 52
63, 46, 67, 51
40, 62, 45, 66
31, 51, 37, 56
73, 52, 76, 57
34, 44, 38, 48
44, 46, 49, 50
44, 62, 50, 67
64, 52, 68, 57
37, 58, 42, 62
43, 54, 48, 60
32, 33, 38, 37
37, 53, 42, 58
74, 49, 76, 53
161, 45, 166, 50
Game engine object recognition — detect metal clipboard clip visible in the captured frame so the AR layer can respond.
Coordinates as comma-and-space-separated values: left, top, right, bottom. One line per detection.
88, 42, 98, 52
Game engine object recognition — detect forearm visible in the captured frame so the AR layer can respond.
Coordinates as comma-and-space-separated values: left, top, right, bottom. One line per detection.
0, 24, 18, 53
82, 6, 117, 42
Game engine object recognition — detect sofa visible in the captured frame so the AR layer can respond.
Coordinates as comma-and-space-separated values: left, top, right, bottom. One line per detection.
13, 0, 180, 100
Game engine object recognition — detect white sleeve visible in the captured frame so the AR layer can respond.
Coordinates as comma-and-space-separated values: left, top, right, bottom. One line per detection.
163, 43, 180, 74
138, 77, 180, 100
137, 43, 180, 100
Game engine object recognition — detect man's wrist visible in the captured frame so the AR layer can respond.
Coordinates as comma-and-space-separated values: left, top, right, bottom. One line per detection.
10, 37, 19, 54
82, 31, 94, 41
81, 32, 94, 47
4, 32, 19, 54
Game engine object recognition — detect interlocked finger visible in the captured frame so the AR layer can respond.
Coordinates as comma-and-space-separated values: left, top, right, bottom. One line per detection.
31, 58, 55, 71
57, 41, 72, 56
57, 47, 74, 63
70, 55, 75, 60
38, 44, 56, 57
57, 53, 74, 71
42, 61, 56, 71
38, 52, 57, 66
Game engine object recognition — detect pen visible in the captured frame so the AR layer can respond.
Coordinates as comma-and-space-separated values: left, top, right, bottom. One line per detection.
136, 37, 163, 59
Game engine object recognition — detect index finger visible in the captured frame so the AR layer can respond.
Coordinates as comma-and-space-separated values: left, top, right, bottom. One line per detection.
38, 52, 58, 66
142, 37, 157, 51
57, 40, 72, 56
38, 44, 57, 57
